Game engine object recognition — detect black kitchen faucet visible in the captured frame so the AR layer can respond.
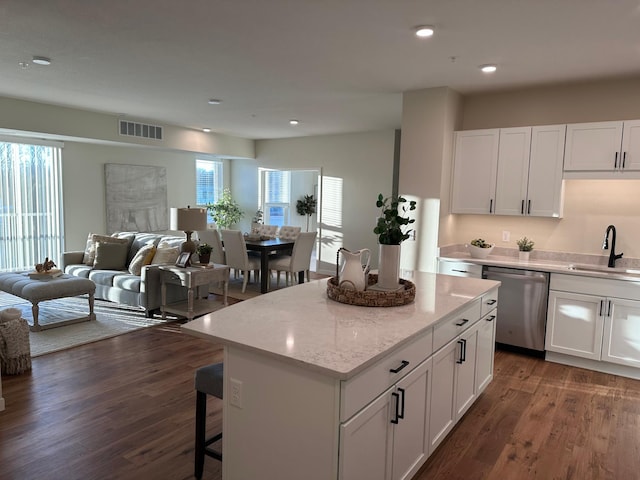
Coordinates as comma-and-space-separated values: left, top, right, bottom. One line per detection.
603, 224, 623, 268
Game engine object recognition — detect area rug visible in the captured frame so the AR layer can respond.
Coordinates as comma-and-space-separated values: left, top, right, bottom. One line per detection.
0, 293, 228, 357
209, 275, 291, 300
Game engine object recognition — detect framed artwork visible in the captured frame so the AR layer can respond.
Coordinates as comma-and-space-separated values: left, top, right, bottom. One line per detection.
175, 252, 191, 268
105, 164, 168, 233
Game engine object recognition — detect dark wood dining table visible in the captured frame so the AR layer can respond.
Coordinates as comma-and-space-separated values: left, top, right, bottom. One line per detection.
244, 237, 297, 293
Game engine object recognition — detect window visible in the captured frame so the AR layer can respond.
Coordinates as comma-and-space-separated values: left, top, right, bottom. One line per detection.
0, 139, 64, 272
262, 169, 291, 227
196, 159, 223, 223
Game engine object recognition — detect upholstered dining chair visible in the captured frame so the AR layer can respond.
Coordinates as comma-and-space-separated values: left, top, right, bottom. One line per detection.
220, 229, 261, 293
251, 224, 279, 238
268, 231, 317, 288
196, 229, 225, 264
278, 225, 301, 241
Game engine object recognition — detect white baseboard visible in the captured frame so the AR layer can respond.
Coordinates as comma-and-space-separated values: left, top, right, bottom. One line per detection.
545, 351, 640, 380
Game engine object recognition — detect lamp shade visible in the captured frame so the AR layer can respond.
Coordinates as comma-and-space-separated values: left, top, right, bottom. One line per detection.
170, 207, 207, 232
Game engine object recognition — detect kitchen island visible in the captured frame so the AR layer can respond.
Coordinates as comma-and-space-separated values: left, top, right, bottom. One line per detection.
182, 272, 500, 480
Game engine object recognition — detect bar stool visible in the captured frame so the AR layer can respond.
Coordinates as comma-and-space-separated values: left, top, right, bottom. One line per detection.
194, 362, 223, 479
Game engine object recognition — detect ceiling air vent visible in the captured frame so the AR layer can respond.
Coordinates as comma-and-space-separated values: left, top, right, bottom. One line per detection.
118, 120, 163, 140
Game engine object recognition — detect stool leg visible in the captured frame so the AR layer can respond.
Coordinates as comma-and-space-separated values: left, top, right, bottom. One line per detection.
195, 391, 206, 479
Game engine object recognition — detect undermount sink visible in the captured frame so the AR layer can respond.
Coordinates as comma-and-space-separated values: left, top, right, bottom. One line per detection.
566, 264, 640, 276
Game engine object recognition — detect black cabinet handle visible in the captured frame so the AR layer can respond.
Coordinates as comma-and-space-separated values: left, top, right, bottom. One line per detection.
457, 339, 467, 364
615, 152, 619, 168
528, 200, 531, 215
452, 269, 469, 273
486, 299, 497, 305
486, 315, 496, 322
623, 152, 627, 169
391, 392, 400, 424
455, 318, 469, 327
489, 199, 493, 213
599, 300, 604, 317
607, 300, 612, 317
397, 388, 405, 420
389, 360, 410, 374
521, 200, 525, 215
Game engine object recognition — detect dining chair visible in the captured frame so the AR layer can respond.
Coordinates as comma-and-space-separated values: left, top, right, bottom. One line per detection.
278, 225, 301, 240
196, 229, 225, 264
220, 229, 261, 293
252, 224, 278, 238
268, 231, 317, 287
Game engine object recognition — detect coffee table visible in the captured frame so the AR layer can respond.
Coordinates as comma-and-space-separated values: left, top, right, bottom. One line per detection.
0, 272, 96, 331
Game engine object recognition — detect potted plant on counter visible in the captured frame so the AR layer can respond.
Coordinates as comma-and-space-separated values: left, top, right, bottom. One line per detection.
373, 193, 417, 290
517, 237, 535, 261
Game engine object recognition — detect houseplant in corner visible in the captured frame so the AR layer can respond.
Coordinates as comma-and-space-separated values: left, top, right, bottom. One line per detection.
517, 237, 535, 261
372, 193, 417, 290
206, 189, 244, 230
296, 194, 317, 231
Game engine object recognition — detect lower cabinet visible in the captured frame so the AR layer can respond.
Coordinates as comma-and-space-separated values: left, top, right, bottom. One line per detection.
339, 358, 432, 480
546, 274, 640, 368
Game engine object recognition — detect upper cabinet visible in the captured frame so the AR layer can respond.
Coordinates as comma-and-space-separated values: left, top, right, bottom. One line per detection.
564, 120, 640, 177
451, 125, 565, 217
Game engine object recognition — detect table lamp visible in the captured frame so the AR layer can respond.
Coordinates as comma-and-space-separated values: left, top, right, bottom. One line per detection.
170, 206, 207, 254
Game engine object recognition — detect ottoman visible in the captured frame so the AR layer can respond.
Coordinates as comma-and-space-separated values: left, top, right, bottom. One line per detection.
0, 273, 96, 331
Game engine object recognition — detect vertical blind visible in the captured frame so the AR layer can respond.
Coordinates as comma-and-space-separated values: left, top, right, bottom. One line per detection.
196, 159, 223, 223
0, 140, 64, 272
264, 170, 290, 203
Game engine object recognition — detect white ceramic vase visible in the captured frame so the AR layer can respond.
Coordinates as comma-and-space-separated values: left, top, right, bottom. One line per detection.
519, 251, 530, 261
377, 244, 401, 290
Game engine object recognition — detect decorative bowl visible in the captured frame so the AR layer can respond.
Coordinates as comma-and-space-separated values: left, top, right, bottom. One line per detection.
467, 243, 494, 259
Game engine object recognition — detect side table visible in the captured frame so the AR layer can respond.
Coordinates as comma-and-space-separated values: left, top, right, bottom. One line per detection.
159, 264, 230, 322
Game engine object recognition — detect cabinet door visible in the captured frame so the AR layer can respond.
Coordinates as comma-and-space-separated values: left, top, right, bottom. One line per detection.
476, 312, 496, 394
564, 121, 623, 171
391, 358, 432, 480
494, 127, 531, 216
527, 124, 566, 217
428, 338, 458, 453
546, 290, 604, 360
621, 120, 640, 171
455, 324, 478, 419
437, 260, 482, 278
451, 129, 499, 214
602, 298, 640, 368
339, 386, 394, 480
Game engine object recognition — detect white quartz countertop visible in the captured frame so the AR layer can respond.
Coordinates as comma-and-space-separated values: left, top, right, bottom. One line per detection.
181, 272, 499, 380
439, 252, 640, 283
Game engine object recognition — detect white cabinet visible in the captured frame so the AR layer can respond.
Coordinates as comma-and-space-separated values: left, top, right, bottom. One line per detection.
437, 260, 482, 278
476, 312, 497, 394
451, 126, 565, 217
451, 129, 499, 214
546, 274, 640, 369
564, 120, 640, 176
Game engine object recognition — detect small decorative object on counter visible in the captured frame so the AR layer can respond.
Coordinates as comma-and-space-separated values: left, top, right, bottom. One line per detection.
337, 248, 371, 291
373, 193, 417, 291
467, 238, 494, 259
327, 274, 415, 307
517, 237, 535, 261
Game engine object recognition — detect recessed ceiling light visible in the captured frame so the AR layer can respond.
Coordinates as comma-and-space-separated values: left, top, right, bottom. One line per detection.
208, 99, 222, 105
18, 61, 30, 69
202, 128, 211, 133
32, 56, 51, 66
480, 64, 497, 73
415, 26, 435, 38
289, 119, 299, 125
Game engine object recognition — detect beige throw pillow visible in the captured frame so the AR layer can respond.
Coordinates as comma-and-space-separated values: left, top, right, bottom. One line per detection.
151, 242, 180, 265
83, 234, 129, 265
128, 244, 157, 275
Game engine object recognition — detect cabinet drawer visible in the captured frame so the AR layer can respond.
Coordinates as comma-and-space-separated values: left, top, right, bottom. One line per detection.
433, 300, 481, 352
481, 287, 499, 317
340, 328, 433, 422
438, 261, 482, 278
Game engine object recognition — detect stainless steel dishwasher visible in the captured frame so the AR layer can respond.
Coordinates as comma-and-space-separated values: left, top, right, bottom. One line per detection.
482, 266, 549, 353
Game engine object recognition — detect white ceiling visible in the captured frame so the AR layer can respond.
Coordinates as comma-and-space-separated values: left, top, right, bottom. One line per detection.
2, 0, 640, 140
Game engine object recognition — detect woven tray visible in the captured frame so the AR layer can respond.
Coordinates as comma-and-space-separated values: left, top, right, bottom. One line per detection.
326, 274, 416, 307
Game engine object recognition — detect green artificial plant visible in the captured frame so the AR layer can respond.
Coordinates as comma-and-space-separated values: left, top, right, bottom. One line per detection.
373, 193, 417, 245
206, 189, 244, 229
296, 194, 317, 231
517, 237, 535, 252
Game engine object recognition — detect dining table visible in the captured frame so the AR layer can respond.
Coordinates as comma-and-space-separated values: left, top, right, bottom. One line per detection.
244, 237, 298, 293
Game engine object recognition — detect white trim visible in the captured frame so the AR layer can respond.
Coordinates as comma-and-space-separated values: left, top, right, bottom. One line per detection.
0, 134, 64, 148
545, 351, 640, 380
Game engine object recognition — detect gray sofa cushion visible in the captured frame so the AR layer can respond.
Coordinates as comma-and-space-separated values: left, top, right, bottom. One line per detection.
93, 241, 129, 270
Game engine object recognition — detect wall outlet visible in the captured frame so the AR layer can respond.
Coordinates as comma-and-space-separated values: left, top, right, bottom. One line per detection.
230, 378, 243, 409
502, 230, 510, 242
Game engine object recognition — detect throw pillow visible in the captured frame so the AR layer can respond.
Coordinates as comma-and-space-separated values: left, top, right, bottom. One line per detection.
128, 244, 157, 276
83, 234, 129, 266
92, 241, 129, 270
151, 242, 180, 265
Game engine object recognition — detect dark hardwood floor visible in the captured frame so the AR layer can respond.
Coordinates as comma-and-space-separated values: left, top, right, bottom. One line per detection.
2, 306, 640, 479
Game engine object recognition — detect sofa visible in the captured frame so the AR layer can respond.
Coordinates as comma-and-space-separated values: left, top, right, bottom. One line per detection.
62, 232, 191, 317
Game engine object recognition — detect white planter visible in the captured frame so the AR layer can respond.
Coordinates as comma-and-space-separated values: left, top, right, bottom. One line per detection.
377, 244, 401, 290
519, 251, 530, 261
